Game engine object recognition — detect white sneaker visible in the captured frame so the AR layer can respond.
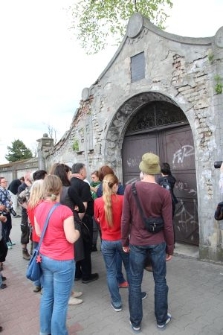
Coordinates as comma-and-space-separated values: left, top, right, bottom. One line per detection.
71, 291, 83, 298
68, 297, 83, 305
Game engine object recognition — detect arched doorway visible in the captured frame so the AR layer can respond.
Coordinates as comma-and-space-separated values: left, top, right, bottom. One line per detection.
122, 100, 198, 246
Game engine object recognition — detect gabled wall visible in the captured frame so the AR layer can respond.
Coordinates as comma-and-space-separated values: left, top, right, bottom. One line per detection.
46, 14, 223, 263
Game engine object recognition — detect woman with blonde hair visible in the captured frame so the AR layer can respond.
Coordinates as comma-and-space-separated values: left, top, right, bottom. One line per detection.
27, 180, 44, 292
94, 174, 130, 312
34, 175, 80, 335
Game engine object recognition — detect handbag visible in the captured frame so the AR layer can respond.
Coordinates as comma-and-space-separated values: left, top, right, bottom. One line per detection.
74, 211, 91, 243
80, 221, 91, 243
131, 183, 164, 234
26, 203, 60, 281
214, 201, 223, 220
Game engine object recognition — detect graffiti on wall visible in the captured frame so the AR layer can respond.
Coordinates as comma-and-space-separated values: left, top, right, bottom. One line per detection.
172, 144, 194, 165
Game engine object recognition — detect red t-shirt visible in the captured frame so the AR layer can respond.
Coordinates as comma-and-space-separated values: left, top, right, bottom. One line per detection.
34, 201, 74, 260
27, 201, 42, 243
94, 194, 123, 241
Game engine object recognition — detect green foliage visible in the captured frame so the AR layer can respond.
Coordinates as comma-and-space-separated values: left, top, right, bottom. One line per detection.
214, 75, 223, 94
73, 139, 79, 151
208, 52, 214, 64
70, 0, 173, 54
5, 139, 33, 162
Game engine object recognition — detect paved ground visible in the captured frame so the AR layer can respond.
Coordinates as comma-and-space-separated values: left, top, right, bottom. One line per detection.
1, 217, 223, 335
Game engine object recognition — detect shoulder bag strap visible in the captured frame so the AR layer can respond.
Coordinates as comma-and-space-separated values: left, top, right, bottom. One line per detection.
131, 182, 147, 224
37, 202, 60, 251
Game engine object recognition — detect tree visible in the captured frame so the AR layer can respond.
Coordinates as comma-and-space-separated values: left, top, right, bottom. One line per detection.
46, 124, 57, 145
70, 0, 173, 54
5, 139, 33, 162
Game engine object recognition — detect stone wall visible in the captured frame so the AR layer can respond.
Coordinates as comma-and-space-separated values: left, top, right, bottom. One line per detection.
48, 14, 223, 262
2, 14, 223, 263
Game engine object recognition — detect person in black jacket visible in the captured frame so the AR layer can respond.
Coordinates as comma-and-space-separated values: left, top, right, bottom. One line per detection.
157, 163, 178, 218
8, 177, 24, 216
69, 163, 99, 284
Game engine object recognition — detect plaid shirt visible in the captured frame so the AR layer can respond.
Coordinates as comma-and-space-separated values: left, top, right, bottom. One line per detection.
0, 187, 12, 211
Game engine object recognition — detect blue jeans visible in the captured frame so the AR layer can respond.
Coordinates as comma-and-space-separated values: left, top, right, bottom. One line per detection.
116, 252, 126, 284
101, 240, 130, 308
129, 242, 168, 327
39, 255, 75, 335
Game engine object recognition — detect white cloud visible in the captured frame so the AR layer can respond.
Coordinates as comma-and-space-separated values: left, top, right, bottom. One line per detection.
0, 0, 222, 163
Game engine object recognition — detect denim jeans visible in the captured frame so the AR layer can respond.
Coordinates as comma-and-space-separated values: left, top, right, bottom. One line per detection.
116, 252, 127, 284
129, 242, 168, 327
101, 239, 130, 308
39, 255, 75, 335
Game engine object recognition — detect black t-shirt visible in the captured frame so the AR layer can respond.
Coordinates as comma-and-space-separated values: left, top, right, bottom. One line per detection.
8, 179, 21, 195
69, 177, 94, 216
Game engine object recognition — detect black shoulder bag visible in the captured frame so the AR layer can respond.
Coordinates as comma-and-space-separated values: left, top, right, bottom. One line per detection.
131, 182, 164, 234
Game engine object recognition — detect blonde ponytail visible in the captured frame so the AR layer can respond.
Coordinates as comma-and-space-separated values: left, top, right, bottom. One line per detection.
102, 174, 118, 227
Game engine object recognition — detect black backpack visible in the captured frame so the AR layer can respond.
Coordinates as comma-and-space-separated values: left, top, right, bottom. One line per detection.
160, 177, 178, 205
160, 177, 171, 191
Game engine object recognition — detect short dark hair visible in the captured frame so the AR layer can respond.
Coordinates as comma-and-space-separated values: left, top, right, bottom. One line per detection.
72, 163, 85, 174
160, 163, 171, 175
33, 170, 47, 181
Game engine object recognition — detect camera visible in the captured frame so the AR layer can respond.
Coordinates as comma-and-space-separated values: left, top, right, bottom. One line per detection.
214, 161, 223, 169
10, 208, 17, 217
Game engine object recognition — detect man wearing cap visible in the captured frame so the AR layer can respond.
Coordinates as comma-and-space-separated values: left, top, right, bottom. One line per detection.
121, 152, 174, 332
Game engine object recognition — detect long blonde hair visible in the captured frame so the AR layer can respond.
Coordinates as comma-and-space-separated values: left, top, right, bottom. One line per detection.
28, 180, 44, 209
102, 174, 118, 227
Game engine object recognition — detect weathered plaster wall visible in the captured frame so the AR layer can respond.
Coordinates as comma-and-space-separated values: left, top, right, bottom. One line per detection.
46, 14, 223, 262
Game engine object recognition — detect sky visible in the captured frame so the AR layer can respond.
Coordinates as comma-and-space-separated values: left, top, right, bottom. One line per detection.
0, 0, 222, 164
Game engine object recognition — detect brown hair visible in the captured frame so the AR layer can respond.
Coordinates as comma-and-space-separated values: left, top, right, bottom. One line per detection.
42, 175, 62, 201
98, 165, 114, 181
102, 174, 119, 226
91, 170, 99, 178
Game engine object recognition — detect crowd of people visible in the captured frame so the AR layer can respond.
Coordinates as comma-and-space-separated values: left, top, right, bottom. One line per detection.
0, 153, 176, 334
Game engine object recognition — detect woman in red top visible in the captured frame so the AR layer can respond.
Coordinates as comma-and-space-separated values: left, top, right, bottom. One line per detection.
27, 180, 44, 293
34, 175, 80, 335
94, 174, 130, 312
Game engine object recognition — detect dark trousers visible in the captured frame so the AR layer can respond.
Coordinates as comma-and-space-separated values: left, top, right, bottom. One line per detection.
75, 214, 93, 280
2, 213, 12, 243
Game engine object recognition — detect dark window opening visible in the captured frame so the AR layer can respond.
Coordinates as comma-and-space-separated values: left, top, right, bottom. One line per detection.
131, 52, 145, 82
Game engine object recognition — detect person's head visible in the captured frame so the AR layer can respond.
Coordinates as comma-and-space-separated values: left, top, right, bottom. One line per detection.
52, 163, 71, 186
102, 174, 119, 226
28, 180, 44, 209
19, 176, 24, 183
139, 153, 161, 176
42, 175, 62, 201
0, 177, 8, 189
98, 165, 114, 181
91, 170, 99, 183
33, 170, 47, 181
24, 172, 33, 186
71, 163, 87, 180
160, 163, 171, 176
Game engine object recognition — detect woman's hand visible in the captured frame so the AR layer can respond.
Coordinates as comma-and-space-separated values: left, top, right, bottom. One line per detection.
123, 246, 130, 253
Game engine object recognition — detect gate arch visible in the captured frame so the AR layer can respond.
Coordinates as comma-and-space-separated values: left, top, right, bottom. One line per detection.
105, 91, 198, 246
